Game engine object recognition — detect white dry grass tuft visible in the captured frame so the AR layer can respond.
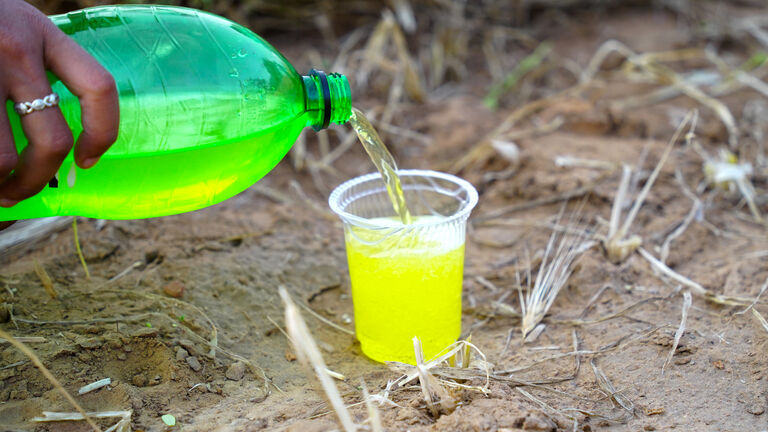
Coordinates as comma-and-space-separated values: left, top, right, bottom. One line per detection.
391, 338, 491, 397
413, 337, 456, 417
361, 379, 384, 432
519, 205, 593, 340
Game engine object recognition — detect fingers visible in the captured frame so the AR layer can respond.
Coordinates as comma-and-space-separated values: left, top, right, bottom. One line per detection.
43, 25, 118, 168
0, 92, 19, 180
0, 77, 73, 206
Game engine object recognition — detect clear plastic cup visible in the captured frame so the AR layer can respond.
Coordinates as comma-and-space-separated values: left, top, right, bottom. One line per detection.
329, 169, 479, 364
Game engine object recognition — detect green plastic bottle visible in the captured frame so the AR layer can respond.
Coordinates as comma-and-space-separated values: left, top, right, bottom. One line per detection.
1, 5, 351, 221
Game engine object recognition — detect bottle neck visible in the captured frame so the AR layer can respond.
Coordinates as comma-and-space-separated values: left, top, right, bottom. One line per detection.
302, 70, 351, 131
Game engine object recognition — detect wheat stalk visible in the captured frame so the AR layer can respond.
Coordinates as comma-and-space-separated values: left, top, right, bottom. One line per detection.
520, 204, 592, 340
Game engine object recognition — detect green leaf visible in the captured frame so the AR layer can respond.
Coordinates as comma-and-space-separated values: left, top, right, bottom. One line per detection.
484, 41, 553, 110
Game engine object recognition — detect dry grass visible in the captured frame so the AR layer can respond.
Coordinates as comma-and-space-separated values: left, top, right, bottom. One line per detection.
518, 205, 593, 340
662, 291, 692, 375
638, 247, 752, 306
361, 380, 384, 432
32, 258, 56, 300
279, 287, 357, 431
413, 337, 457, 417
601, 111, 698, 264
590, 359, 634, 421
32, 410, 131, 432
72, 216, 90, 279
751, 309, 768, 335
388, 338, 491, 407
0, 328, 101, 432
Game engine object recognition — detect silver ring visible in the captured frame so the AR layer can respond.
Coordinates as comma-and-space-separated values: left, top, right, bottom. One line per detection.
13, 93, 60, 116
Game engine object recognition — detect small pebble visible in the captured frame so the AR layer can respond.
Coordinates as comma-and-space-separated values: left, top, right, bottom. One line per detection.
187, 356, 202, 372
747, 404, 765, 416
117, 353, 127, 361
77, 338, 101, 349
132, 374, 147, 387
644, 425, 656, 431
175, 348, 189, 361
645, 407, 665, 416
163, 280, 185, 298
522, 413, 556, 431
225, 361, 247, 381
285, 349, 296, 362
178, 339, 200, 356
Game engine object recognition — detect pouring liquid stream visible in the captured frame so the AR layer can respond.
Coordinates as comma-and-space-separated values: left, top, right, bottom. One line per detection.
349, 108, 413, 225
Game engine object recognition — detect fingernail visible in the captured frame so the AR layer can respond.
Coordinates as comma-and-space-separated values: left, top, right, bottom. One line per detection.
81, 157, 100, 168
0, 199, 18, 208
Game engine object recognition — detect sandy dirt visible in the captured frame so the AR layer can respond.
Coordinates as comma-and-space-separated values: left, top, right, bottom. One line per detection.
1, 3, 768, 432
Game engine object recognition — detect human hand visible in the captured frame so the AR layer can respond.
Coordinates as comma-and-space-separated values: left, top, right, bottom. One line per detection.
0, 0, 118, 209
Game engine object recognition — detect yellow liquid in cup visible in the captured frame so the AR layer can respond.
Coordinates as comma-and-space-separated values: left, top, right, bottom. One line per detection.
345, 216, 465, 364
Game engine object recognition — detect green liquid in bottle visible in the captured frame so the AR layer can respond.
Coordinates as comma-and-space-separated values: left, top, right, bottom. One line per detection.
1, 5, 351, 221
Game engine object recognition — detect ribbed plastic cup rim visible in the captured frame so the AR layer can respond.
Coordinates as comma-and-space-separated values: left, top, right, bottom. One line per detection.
328, 169, 479, 229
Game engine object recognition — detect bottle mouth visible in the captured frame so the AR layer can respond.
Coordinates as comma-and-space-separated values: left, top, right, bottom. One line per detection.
308, 69, 331, 131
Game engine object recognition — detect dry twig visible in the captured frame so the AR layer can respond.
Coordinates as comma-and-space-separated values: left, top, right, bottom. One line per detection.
638, 247, 750, 306
602, 111, 697, 263
590, 359, 634, 421
279, 287, 356, 431
32, 258, 56, 300
72, 216, 90, 279
32, 411, 130, 432
662, 291, 692, 375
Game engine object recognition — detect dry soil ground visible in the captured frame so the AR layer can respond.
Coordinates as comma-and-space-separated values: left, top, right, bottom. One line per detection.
1, 3, 768, 432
